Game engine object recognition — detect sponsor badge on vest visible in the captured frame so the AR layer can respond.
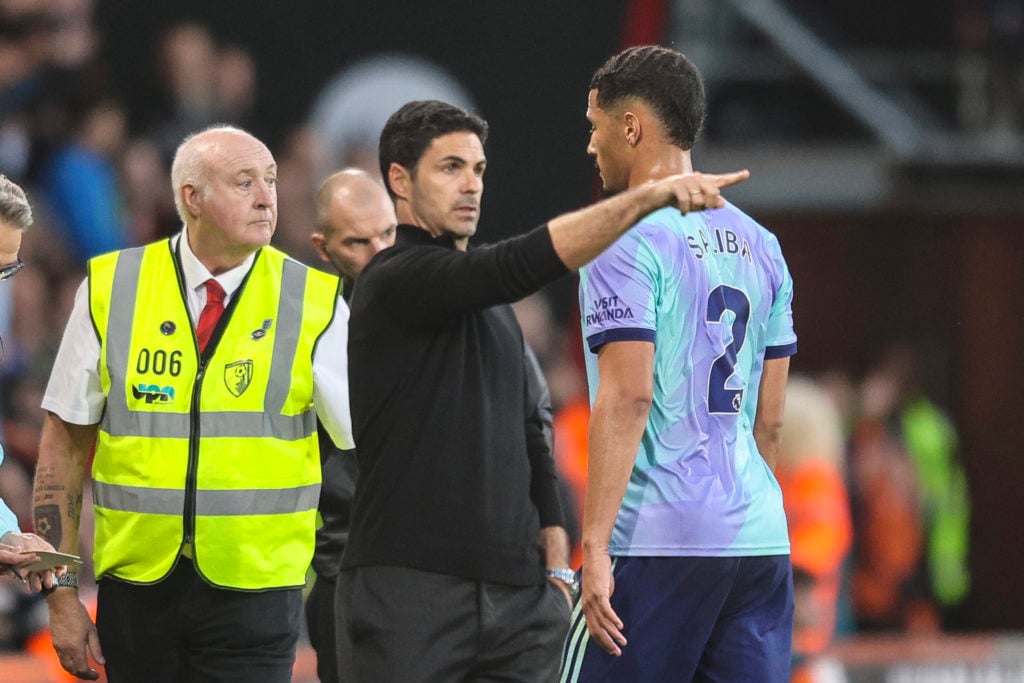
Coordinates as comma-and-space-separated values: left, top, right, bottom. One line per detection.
251, 318, 273, 340
224, 359, 254, 397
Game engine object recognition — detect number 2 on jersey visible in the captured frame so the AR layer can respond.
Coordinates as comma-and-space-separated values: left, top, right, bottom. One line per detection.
705, 285, 751, 414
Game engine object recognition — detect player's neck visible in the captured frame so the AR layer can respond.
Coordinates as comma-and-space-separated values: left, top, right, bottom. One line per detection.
628, 148, 693, 188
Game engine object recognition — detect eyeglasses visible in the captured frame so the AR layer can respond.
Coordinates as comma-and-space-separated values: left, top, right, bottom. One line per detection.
0, 258, 24, 281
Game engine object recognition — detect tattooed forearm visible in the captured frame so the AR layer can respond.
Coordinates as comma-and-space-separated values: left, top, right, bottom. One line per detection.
68, 490, 84, 526
33, 414, 97, 552
34, 504, 63, 547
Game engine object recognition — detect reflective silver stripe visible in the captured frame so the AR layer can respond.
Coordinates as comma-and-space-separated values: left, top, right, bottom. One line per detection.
103, 410, 315, 441
94, 480, 185, 515
265, 259, 306, 414
100, 247, 315, 441
94, 480, 319, 516
101, 247, 146, 434
196, 483, 321, 516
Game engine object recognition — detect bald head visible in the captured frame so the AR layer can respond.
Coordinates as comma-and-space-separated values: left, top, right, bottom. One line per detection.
312, 168, 397, 286
172, 125, 255, 222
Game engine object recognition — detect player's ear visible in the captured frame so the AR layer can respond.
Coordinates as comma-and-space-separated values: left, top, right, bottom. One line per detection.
387, 163, 412, 201
623, 111, 641, 147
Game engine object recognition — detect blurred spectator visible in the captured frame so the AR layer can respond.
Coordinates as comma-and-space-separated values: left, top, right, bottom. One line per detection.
44, 0, 97, 71
148, 23, 220, 163
777, 376, 853, 682
119, 136, 177, 244
848, 361, 929, 632
39, 97, 130, 260
215, 44, 257, 127
881, 343, 971, 627
143, 24, 263, 169
847, 342, 969, 633
0, 14, 34, 179
1, 0, 99, 181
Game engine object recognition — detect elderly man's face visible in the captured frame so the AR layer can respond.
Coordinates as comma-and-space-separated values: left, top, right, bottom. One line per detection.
193, 131, 278, 257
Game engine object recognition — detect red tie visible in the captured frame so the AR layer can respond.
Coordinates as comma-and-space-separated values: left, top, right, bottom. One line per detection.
196, 279, 226, 353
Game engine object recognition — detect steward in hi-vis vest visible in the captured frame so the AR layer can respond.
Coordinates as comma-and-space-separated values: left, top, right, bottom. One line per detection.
88, 239, 340, 590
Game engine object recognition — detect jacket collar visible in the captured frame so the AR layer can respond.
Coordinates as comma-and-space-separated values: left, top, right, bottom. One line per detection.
396, 224, 460, 251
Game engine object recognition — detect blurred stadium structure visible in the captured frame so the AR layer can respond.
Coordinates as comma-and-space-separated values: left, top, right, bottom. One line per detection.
677, 0, 1024, 211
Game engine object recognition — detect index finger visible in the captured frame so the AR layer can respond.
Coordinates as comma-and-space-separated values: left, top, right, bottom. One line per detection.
708, 169, 750, 188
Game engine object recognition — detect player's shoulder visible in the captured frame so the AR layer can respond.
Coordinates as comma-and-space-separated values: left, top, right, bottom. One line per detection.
713, 201, 780, 241
635, 206, 689, 231
626, 206, 695, 249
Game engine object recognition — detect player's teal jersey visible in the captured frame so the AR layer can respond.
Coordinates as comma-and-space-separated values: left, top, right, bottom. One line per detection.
579, 203, 797, 556
0, 444, 22, 536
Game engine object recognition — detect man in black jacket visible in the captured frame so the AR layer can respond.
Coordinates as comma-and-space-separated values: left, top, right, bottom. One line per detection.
338, 100, 748, 682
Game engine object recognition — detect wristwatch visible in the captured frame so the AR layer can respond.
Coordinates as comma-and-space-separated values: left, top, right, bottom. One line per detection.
546, 568, 580, 599
41, 571, 79, 595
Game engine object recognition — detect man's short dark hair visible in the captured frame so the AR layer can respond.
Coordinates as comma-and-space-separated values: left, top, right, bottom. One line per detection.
590, 45, 706, 151
378, 100, 489, 197
0, 174, 33, 230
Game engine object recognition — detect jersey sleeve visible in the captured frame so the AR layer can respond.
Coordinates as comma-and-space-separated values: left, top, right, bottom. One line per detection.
0, 490, 21, 538
579, 229, 658, 353
764, 236, 798, 359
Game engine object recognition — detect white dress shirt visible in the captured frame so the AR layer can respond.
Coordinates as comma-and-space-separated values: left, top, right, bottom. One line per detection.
41, 229, 354, 449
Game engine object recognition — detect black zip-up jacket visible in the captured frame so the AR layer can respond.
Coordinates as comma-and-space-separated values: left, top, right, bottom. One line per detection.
312, 347, 556, 581
342, 223, 569, 585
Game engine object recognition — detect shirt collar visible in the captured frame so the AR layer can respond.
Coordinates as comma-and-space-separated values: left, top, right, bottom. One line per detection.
175, 226, 256, 297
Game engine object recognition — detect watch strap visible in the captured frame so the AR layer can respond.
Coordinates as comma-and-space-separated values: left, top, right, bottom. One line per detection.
545, 567, 579, 596
40, 571, 79, 595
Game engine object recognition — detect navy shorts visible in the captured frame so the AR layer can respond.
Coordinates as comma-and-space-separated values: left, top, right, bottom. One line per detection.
560, 555, 793, 683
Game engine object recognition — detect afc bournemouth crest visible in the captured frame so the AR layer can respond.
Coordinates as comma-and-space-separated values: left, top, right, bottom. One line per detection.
224, 359, 254, 397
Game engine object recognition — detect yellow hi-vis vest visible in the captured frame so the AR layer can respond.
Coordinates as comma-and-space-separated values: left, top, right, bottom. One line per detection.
88, 239, 340, 589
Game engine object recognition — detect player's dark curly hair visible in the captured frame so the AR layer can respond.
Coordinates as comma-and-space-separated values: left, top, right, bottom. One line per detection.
378, 100, 489, 198
590, 45, 706, 151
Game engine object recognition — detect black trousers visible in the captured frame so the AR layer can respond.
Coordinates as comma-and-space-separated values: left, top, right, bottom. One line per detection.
336, 566, 571, 683
305, 574, 341, 683
96, 557, 302, 683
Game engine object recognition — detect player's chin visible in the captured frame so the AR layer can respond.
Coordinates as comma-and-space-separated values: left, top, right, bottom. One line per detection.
595, 170, 618, 195
600, 180, 625, 197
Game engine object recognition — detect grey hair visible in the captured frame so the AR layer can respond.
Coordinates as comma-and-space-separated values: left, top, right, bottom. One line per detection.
0, 174, 33, 230
170, 124, 251, 223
